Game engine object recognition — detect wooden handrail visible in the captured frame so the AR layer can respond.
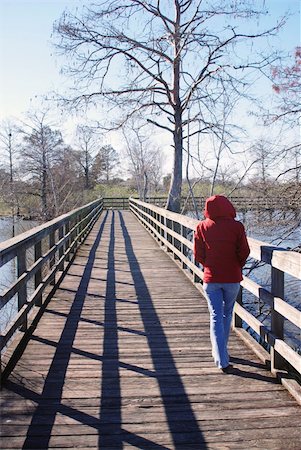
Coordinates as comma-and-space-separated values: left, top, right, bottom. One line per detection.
129, 197, 301, 377
0, 198, 104, 377
100, 196, 300, 211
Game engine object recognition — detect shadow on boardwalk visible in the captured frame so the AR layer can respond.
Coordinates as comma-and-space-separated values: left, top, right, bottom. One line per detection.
1, 211, 301, 449
118, 211, 206, 448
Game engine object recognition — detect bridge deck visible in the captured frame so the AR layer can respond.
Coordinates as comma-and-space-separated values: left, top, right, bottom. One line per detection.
1, 211, 301, 449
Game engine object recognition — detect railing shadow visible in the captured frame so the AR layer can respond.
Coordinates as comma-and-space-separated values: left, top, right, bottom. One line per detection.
19, 211, 109, 449
98, 211, 122, 448
5, 210, 175, 449
118, 211, 207, 449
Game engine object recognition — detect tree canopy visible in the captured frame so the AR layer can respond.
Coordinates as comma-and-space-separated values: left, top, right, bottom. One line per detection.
55, 0, 282, 211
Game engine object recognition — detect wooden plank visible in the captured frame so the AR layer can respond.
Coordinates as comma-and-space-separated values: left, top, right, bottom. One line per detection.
1, 210, 301, 450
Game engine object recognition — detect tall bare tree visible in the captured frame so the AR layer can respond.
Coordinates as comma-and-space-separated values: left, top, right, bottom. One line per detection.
49, 144, 89, 214
75, 125, 99, 189
98, 145, 120, 183
0, 120, 17, 184
0, 120, 20, 232
20, 112, 64, 220
55, 0, 283, 211
122, 126, 162, 199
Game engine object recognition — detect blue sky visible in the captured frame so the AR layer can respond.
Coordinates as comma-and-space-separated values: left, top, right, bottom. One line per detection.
0, 0, 83, 121
0, 0, 300, 153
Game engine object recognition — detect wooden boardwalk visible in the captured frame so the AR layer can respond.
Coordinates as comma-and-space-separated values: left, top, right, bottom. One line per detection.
1, 210, 301, 449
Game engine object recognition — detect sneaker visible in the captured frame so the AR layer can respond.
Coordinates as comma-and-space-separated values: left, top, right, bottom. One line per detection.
221, 364, 234, 373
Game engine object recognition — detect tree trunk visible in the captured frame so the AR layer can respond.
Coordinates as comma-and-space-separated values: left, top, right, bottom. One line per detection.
166, 116, 183, 212
84, 166, 89, 189
166, 2, 182, 213
142, 171, 148, 201
85, 147, 89, 189
42, 151, 48, 219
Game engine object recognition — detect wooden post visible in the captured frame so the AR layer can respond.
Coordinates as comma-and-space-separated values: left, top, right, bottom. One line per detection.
71, 217, 76, 256
166, 218, 172, 252
160, 214, 165, 246
65, 221, 70, 262
233, 285, 243, 329
181, 225, 187, 270
17, 249, 27, 331
58, 226, 64, 271
193, 266, 200, 284
78, 213, 82, 243
271, 266, 285, 371
49, 230, 55, 285
173, 221, 180, 260
34, 240, 42, 306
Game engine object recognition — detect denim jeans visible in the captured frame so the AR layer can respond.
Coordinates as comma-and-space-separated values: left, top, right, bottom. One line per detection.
203, 282, 240, 369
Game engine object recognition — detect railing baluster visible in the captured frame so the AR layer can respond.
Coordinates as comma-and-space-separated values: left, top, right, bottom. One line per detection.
34, 240, 42, 306
58, 226, 64, 271
271, 266, 285, 372
17, 249, 27, 331
181, 225, 187, 270
49, 229, 55, 285
65, 220, 70, 262
233, 286, 243, 329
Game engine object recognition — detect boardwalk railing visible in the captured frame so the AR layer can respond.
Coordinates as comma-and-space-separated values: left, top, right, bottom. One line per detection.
0, 198, 103, 382
147, 196, 299, 211
102, 196, 299, 211
129, 198, 301, 379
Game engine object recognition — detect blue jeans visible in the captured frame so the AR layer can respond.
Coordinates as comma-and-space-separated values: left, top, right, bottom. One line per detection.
203, 282, 240, 369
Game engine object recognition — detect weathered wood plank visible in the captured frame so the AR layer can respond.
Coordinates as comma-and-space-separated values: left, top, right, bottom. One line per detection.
1, 210, 301, 450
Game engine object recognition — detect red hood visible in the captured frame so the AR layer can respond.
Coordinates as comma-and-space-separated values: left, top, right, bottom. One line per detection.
204, 195, 236, 219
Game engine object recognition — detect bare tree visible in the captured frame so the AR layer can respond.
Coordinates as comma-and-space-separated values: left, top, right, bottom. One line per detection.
49, 144, 89, 214
269, 47, 301, 124
90, 144, 119, 183
0, 120, 17, 184
122, 126, 162, 200
19, 112, 64, 220
98, 145, 119, 183
74, 125, 99, 189
0, 120, 20, 233
249, 139, 275, 197
54, 0, 283, 211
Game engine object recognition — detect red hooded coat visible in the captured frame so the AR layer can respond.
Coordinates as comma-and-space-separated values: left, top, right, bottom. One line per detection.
194, 195, 250, 283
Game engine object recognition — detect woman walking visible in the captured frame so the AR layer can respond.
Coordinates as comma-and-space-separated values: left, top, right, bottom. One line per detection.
194, 195, 250, 372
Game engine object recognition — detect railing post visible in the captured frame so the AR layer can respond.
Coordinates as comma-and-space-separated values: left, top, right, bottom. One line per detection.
233, 285, 243, 329
17, 249, 27, 331
166, 218, 172, 252
77, 213, 82, 243
65, 220, 70, 262
173, 221, 181, 260
58, 225, 64, 271
193, 265, 201, 284
181, 225, 187, 270
34, 240, 42, 306
156, 212, 160, 242
49, 229, 56, 285
271, 266, 285, 372
160, 214, 165, 246
70, 217, 76, 258
193, 251, 201, 284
